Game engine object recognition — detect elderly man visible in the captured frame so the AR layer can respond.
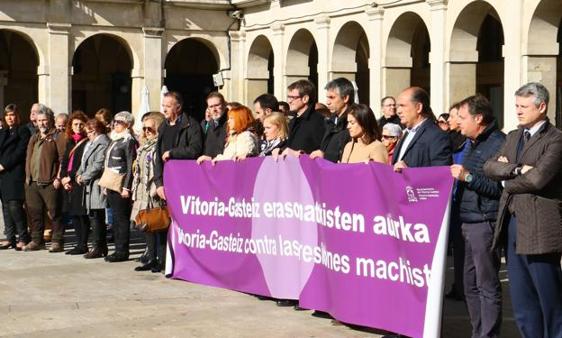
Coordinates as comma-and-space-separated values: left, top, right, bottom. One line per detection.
378, 96, 400, 128
392, 87, 452, 171
23, 106, 65, 252
451, 95, 505, 338
27, 103, 42, 136
484, 82, 562, 338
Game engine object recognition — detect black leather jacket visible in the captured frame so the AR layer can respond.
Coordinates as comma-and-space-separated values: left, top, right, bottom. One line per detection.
458, 123, 505, 223
106, 134, 138, 191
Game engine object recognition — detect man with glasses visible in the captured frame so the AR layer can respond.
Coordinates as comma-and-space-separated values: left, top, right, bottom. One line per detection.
276, 79, 325, 157
198, 92, 228, 161
378, 96, 401, 128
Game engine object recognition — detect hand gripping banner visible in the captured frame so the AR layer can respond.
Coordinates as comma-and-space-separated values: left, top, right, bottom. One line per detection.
164, 156, 453, 338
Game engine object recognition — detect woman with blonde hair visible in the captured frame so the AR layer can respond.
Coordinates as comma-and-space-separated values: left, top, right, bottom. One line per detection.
340, 103, 387, 164
130, 112, 166, 272
259, 112, 288, 156
197, 105, 258, 163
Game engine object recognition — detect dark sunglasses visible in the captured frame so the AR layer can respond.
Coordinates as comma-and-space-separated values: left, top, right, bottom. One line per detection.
382, 135, 398, 140
143, 126, 155, 133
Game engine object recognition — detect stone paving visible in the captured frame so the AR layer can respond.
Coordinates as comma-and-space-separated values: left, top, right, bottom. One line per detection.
0, 231, 521, 338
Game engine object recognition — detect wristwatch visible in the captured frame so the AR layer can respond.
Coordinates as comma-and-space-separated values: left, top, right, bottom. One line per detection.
513, 166, 523, 176
465, 173, 473, 183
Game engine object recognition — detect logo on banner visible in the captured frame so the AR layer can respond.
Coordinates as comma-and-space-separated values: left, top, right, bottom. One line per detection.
406, 186, 418, 203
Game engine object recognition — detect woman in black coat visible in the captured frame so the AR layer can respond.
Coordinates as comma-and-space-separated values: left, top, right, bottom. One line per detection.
60, 111, 90, 255
101, 111, 137, 262
0, 104, 31, 250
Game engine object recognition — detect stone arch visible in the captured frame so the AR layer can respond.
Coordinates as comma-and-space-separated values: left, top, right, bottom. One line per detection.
286, 29, 318, 91
331, 21, 370, 105
449, 1, 505, 126
0, 29, 40, 118
384, 12, 431, 98
526, 0, 562, 125
247, 35, 274, 104
164, 38, 220, 121
72, 33, 134, 115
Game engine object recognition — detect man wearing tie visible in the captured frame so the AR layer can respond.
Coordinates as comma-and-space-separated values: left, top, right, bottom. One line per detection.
484, 82, 562, 338
392, 86, 452, 170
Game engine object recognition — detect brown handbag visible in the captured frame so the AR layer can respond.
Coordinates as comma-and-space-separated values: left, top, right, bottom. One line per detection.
135, 202, 171, 233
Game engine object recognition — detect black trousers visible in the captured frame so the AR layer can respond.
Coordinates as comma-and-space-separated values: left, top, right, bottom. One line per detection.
107, 191, 131, 254
88, 209, 106, 248
1, 199, 29, 244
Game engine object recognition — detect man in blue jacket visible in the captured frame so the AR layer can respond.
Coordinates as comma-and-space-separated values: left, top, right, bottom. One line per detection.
450, 94, 505, 338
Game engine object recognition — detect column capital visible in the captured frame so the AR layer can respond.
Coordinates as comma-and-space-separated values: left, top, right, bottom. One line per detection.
47, 23, 71, 35
365, 7, 384, 20
314, 16, 331, 28
271, 22, 285, 35
427, 0, 448, 11
142, 27, 164, 38
229, 30, 246, 42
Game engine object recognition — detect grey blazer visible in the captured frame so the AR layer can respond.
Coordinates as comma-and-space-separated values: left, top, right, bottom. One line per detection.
77, 134, 110, 210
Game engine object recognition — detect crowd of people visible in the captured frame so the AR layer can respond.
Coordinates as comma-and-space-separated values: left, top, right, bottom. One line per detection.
0, 77, 560, 338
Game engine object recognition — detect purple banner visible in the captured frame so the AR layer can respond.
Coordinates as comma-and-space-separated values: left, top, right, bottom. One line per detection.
164, 156, 453, 337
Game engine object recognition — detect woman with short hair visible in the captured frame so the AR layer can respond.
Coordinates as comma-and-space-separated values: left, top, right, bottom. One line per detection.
76, 119, 111, 259
100, 111, 137, 262
381, 123, 403, 165
340, 103, 387, 164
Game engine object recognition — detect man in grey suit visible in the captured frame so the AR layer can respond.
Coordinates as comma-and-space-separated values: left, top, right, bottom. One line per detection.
484, 82, 562, 338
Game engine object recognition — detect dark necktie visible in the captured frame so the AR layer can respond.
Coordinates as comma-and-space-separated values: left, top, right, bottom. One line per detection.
524, 130, 531, 143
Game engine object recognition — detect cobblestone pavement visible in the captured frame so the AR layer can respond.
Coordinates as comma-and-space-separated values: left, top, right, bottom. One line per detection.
0, 232, 521, 338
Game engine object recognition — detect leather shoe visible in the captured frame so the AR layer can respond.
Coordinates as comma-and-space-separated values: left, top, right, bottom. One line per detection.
276, 299, 297, 307
135, 261, 157, 271
84, 246, 108, 259
0, 240, 15, 250
49, 242, 64, 253
105, 252, 129, 263
23, 241, 45, 251
311, 310, 333, 319
66, 246, 88, 255
151, 263, 163, 273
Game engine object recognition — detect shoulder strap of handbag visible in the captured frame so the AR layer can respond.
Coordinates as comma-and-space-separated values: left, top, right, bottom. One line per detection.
68, 138, 88, 159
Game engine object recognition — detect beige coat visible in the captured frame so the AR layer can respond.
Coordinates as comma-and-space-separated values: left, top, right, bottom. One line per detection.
214, 131, 258, 161
340, 139, 388, 164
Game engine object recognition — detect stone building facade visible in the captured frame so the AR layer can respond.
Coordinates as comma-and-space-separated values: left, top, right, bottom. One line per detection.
0, 0, 560, 129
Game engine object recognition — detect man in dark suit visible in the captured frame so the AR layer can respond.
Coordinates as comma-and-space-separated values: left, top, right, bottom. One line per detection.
309, 77, 353, 163
484, 82, 562, 338
392, 86, 452, 170
276, 79, 325, 157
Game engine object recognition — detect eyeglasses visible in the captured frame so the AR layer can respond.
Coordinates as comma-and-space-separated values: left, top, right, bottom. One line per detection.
287, 95, 302, 101
437, 120, 448, 125
382, 135, 398, 140
113, 120, 127, 126
143, 126, 155, 133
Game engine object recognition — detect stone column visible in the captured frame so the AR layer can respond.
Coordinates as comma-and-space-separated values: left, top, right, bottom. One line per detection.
271, 23, 285, 100
428, 0, 447, 115
365, 8, 384, 116
142, 27, 164, 112
315, 16, 330, 101
502, 0, 523, 131
47, 23, 71, 114
229, 30, 245, 104
524, 54, 558, 123
131, 68, 143, 116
